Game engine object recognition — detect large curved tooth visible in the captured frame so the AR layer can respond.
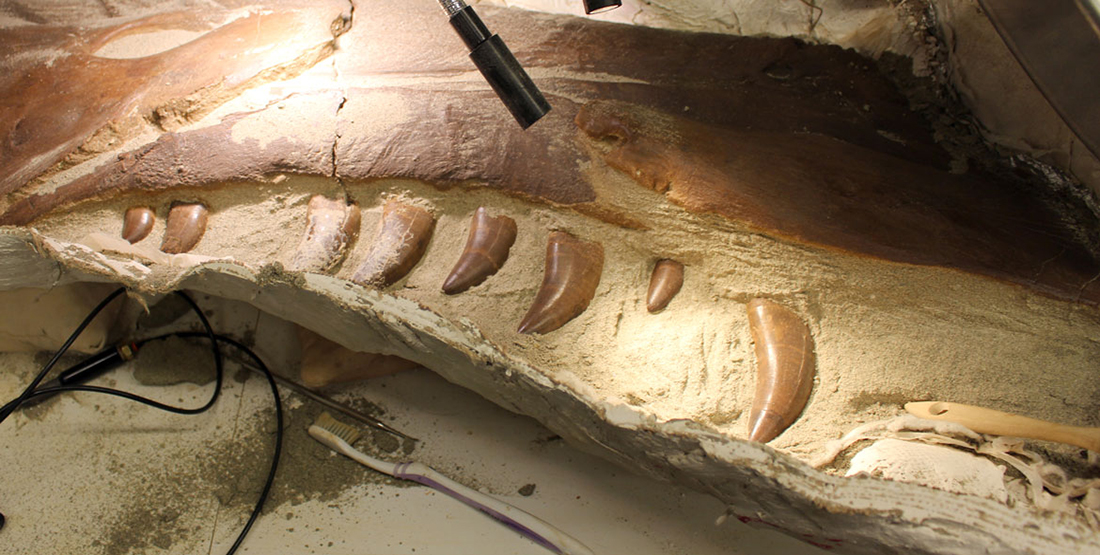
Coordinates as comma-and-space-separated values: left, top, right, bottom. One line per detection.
350, 200, 435, 288
442, 207, 517, 295
746, 298, 816, 443
160, 202, 208, 254
646, 259, 683, 313
121, 206, 155, 244
518, 231, 604, 335
288, 195, 361, 273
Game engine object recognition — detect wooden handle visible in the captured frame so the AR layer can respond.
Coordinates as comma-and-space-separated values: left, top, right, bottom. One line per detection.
905, 401, 1100, 452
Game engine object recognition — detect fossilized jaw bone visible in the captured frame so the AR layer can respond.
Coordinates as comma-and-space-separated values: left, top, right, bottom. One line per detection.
647, 259, 683, 313
746, 298, 816, 443
0, 3, 351, 198
0, 11, 952, 227
298, 328, 417, 388
443, 207, 517, 295
518, 231, 604, 335
289, 195, 361, 273
350, 200, 435, 288
575, 100, 1100, 306
160, 202, 207, 254
121, 206, 154, 244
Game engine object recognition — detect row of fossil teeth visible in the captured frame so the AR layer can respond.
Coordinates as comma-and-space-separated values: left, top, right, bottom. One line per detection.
286, 196, 644, 336
118, 195, 814, 442
120, 196, 633, 334
122, 203, 208, 254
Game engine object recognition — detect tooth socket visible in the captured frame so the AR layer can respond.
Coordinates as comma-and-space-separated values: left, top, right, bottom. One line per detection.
518, 231, 604, 335
121, 206, 155, 244
746, 298, 816, 443
646, 259, 683, 312
443, 206, 517, 295
289, 195, 361, 273
160, 202, 208, 254
351, 200, 435, 288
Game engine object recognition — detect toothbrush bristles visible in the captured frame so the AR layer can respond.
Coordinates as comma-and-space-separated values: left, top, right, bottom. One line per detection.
314, 411, 363, 446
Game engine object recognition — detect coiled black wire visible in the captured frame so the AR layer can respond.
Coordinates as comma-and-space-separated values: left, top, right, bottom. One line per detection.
0, 288, 283, 555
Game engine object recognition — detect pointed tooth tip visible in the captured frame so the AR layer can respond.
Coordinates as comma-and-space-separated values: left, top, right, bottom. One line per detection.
441, 259, 478, 295
646, 295, 669, 313
516, 315, 535, 334
441, 274, 466, 295
517, 304, 571, 335
443, 257, 500, 295
747, 410, 785, 443
441, 270, 486, 295
122, 230, 147, 245
516, 312, 548, 335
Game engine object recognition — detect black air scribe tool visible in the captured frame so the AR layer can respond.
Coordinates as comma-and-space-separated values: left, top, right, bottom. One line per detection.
438, 0, 551, 129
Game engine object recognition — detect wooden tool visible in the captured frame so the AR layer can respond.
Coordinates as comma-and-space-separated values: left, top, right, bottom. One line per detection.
905, 401, 1100, 452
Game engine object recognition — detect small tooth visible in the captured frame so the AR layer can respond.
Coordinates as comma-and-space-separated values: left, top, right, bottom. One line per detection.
518, 231, 604, 335
746, 298, 816, 443
121, 206, 155, 244
443, 206, 517, 295
288, 195, 361, 273
160, 202, 208, 254
646, 259, 683, 312
350, 199, 435, 288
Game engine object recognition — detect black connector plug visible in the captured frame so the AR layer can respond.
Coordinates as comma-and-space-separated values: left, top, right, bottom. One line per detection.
56, 343, 138, 386
448, 6, 551, 129
19, 343, 138, 408
583, 0, 621, 14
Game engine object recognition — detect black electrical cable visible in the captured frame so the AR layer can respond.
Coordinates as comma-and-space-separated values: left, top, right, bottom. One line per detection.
0, 287, 129, 423
167, 331, 283, 555
0, 288, 283, 555
0, 291, 223, 418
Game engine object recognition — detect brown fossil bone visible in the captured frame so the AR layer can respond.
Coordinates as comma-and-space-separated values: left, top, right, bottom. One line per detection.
576, 100, 1100, 306
646, 259, 684, 313
746, 298, 816, 443
121, 206, 155, 244
298, 328, 417, 388
160, 202, 208, 254
518, 232, 605, 335
0, 2, 350, 197
350, 200, 435, 288
288, 195, 361, 273
3, 0, 1097, 310
442, 207, 518, 295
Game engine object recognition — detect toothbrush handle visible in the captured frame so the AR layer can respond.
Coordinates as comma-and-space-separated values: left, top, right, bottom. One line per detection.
394, 462, 594, 555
